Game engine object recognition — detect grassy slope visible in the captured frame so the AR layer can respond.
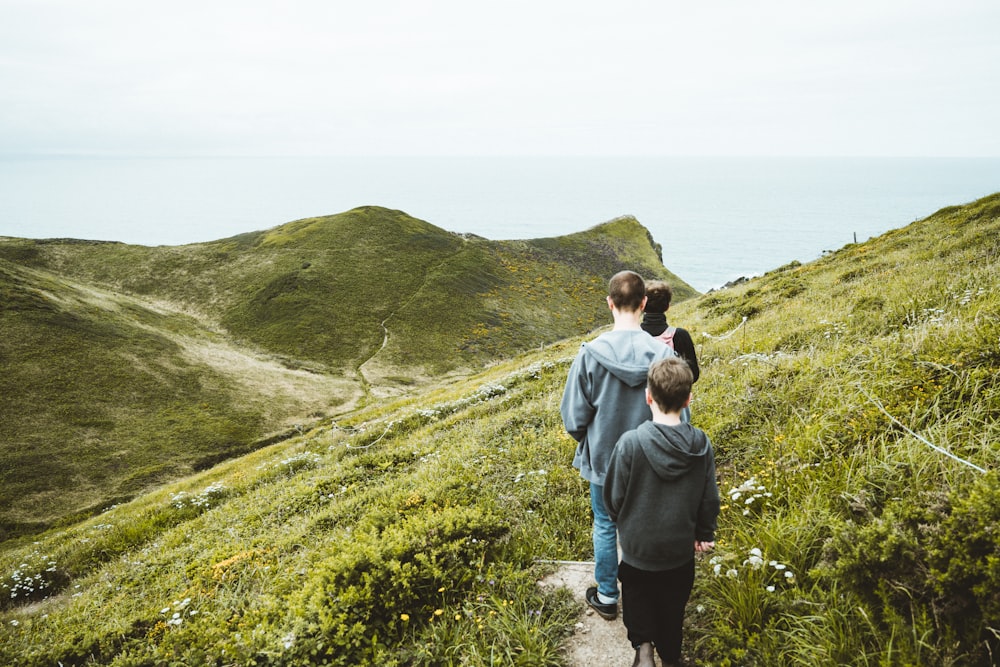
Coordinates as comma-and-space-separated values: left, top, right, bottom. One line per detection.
3, 207, 692, 377
371, 214, 695, 380
681, 193, 1000, 665
0, 208, 688, 536
0, 208, 472, 372
0, 260, 355, 534
1, 193, 997, 665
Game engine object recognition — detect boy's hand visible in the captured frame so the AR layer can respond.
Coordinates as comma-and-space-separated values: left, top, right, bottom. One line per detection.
694, 541, 715, 553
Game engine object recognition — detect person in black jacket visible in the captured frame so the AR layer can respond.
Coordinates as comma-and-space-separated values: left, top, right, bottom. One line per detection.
604, 356, 720, 667
641, 280, 700, 383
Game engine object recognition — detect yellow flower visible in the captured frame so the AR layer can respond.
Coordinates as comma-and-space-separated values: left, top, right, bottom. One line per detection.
438, 587, 445, 593
434, 609, 444, 616
400, 614, 410, 622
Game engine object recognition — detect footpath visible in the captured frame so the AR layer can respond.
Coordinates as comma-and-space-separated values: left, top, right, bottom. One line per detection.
540, 561, 635, 666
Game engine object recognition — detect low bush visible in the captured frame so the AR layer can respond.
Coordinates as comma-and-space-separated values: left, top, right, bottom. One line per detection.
821, 473, 1000, 665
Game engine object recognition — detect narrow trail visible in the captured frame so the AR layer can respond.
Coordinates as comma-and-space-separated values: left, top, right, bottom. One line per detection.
355, 240, 469, 387
355, 312, 394, 388
539, 562, 635, 666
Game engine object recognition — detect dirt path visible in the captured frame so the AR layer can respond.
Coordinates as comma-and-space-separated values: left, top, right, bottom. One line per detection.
539, 561, 636, 667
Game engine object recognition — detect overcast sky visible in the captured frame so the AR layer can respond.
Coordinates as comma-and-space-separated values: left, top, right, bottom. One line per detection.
2, 0, 998, 157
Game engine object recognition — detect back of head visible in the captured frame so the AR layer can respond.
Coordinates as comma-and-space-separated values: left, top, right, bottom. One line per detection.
644, 280, 673, 313
608, 270, 646, 313
648, 356, 693, 412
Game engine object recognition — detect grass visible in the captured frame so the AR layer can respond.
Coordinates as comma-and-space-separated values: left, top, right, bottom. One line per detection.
1, 207, 691, 377
1, 193, 998, 664
0, 260, 354, 538
681, 193, 1000, 665
0, 352, 590, 666
0, 208, 685, 537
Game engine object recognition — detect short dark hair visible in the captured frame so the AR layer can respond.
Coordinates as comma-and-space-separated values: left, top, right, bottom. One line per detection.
608, 271, 645, 312
644, 280, 673, 313
647, 356, 693, 413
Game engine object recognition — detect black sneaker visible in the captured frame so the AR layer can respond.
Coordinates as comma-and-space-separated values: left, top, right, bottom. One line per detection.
585, 586, 618, 620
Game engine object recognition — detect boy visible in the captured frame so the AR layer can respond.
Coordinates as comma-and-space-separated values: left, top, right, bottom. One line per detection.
561, 270, 676, 620
603, 356, 720, 667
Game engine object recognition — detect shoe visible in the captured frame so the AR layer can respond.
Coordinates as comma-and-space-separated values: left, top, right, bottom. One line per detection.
632, 643, 655, 667
585, 586, 618, 620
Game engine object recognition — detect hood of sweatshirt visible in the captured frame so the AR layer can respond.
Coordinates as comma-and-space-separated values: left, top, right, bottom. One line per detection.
637, 421, 710, 481
584, 330, 672, 388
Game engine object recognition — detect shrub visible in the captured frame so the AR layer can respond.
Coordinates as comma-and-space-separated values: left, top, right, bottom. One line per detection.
821, 473, 1000, 665
281, 505, 509, 666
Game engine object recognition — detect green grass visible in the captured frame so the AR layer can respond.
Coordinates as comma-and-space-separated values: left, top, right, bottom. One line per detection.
680, 192, 1000, 666
0, 262, 283, 534
2, 193, 998, 664
1, 207, 691, 377
0, 208, 687, 541
0, 352, 590, 666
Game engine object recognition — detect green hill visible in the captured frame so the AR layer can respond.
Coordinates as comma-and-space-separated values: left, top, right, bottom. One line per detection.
2, 207, 693, 377
0, 260, 356, 536
0, 207, 693, 537
3, 193, 998, 665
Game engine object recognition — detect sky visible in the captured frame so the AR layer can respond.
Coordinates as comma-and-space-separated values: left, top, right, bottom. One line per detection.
1, 0, 999, 158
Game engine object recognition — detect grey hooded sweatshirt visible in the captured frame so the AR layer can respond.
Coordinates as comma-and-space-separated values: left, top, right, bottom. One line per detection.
603, 421, 720, 571
560, 330, 676, 486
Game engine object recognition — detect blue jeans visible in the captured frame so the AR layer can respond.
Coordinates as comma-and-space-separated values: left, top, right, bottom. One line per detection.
590, 483, 619, 601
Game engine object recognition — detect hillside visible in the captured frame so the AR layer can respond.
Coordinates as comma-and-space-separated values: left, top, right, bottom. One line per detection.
0, 206, 694, 377
1, 192, 997, 665
0, 260, 356, 536
0, 207, 693, 538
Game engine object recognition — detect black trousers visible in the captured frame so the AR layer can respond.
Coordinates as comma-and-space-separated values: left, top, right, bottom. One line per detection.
618, 558, 696, 663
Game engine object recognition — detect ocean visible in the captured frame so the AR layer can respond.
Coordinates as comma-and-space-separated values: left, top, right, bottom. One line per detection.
1, 156, 998, 292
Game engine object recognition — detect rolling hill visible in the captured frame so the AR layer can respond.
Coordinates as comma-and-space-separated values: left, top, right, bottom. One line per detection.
0, 207, 694, 537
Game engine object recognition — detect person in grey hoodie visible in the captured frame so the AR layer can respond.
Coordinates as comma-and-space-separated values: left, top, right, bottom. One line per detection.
560, 270, 677, 621
603, 356, 720, 667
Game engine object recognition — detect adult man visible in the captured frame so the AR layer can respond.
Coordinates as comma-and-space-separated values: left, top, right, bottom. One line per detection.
560, 270, 676, 620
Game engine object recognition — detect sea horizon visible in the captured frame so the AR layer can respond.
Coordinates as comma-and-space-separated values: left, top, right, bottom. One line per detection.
2, 155, 998, 292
